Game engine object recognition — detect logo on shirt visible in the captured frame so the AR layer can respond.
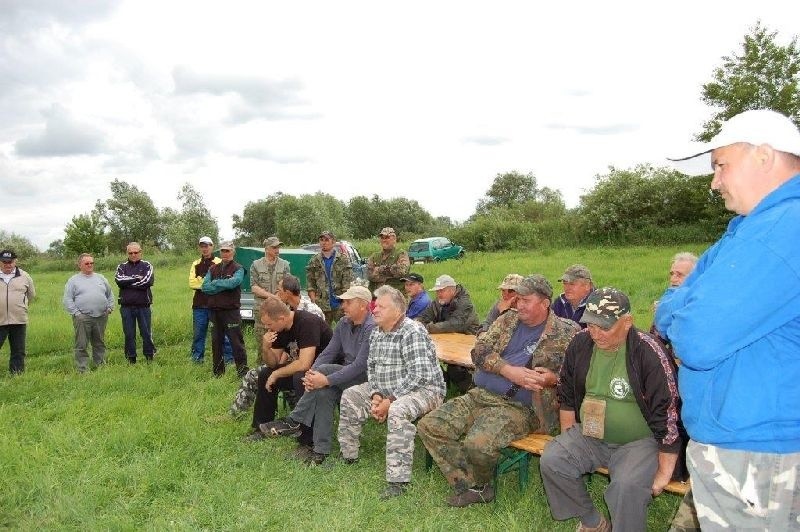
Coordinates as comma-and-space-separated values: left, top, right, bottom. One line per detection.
609, 377, 631, 400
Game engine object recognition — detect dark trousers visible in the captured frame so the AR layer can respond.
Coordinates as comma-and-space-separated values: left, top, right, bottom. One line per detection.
210, 308, 247, 376
0, 324, 26, 374
252, 365, 312, 447
120, 306, 155, 361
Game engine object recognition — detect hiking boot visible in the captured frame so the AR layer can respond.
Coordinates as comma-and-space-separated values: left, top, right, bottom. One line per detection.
290, 444, 314, 461
242, 430, 267, 442
576, 515, 611, 532
236, 365, 249, 379
259, 418, 301, 437
446, 484, 495, 507
379, 482, 409, 500
304, 452, 327, 466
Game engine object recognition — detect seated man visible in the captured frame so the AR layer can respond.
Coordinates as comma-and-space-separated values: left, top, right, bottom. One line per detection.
416, 274, 480, 334
337, 285, 446, 500
228, 274, 323, 418
257, 286, 375, 465
551, 264, 594, 327
540, 287, 681, 532
244, 297, 332, 447
401, 273, 430, 319
418, 275, 578, 507
476, 273, 523, 336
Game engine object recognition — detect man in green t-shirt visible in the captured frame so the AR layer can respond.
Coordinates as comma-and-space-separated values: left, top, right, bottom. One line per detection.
540, 287, 682, 532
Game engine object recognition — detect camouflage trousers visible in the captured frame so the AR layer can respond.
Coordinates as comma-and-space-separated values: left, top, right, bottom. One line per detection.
417, 387, 535, 490
669, 490, 700, 532
338, 382, 443, 483
687, 440, 800, 531
229, 365, 263, 417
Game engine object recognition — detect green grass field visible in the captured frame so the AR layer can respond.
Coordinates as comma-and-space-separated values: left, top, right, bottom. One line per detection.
0, 246, 706, 530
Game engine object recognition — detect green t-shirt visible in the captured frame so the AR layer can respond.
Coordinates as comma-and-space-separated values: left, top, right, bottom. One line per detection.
580, 345, 652, 444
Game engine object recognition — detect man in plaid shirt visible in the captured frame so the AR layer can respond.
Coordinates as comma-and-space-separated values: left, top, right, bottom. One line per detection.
338, 285, 445, 499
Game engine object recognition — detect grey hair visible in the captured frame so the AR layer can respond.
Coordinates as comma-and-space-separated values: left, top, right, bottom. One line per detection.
374, 285, 407, 314
671, 252, 698, 266
127, 241, 141, 250
77, 253, 93, 267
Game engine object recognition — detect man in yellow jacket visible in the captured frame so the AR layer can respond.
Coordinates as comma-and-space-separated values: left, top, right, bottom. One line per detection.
189, 236, 232, 364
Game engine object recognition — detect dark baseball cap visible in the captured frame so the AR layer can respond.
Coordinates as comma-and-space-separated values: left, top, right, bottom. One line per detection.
400, 273, 424, 284
0, 249, 16, 262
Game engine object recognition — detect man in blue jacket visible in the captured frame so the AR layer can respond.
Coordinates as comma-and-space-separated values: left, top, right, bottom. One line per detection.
657, 109, 800, 530
115, 242, 155, 364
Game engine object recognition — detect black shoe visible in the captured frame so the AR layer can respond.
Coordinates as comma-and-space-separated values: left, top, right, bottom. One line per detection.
259, 418, 301, 437
379, 482, 409, 500
304, 452, 327, 466
338, 452, 358, 465
236, 365, 249, 378
128, 357, 137, 364
242, 430, 267, 442
446, 484, 495, 507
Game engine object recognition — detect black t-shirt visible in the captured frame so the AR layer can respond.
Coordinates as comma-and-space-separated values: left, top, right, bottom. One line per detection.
274, 310, 333, 360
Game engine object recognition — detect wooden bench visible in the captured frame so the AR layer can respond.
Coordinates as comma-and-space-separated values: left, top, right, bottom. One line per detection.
497, 433, 690, 496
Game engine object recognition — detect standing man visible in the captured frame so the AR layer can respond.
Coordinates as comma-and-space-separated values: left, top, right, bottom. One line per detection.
401, 273, 430, 319
337, 285, 445, 500
306, 230, 352, 325
188, 236, 233, 364
202, 241, 248, 378
419, 275, 578, 507
63, 253, 115, 373
257, 285, 375, 465
551, 264, 594, 327
657, 109, 800, 530
541, 287, 681, 532
366, 227, 410, 293
115, 242, 155, 364
251, 236, 291, 356
0, 249, 35, 374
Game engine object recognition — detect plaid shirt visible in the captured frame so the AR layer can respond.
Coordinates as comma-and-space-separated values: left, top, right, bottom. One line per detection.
368, 317, 446, 399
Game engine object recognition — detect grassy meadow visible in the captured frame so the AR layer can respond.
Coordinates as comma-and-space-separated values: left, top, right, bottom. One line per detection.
0, 245, 709, 530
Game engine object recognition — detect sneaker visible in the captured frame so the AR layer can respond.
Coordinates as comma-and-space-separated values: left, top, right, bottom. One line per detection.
242, 430, 267, 442
446, 484, 495, 507
259, 418, 301, 437
379, 482, 409, 500
304, 452, 327, 466
576, 516, 611, 532
338, 452, 358, 465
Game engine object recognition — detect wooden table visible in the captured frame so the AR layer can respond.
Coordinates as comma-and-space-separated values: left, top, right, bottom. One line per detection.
431, 332, 476, 368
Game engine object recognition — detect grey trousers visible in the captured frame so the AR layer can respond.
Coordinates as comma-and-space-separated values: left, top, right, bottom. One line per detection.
540, 423, 658, 532
72, 313, 108, 372
288, 363, 366, 455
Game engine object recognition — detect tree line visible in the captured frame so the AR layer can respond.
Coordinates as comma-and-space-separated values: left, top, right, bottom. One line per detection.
4, 22, 797, 261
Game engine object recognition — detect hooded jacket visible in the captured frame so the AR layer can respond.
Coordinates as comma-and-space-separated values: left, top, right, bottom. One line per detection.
416, 284, 480, 334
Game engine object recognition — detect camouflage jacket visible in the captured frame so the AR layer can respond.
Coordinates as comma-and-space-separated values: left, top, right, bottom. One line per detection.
472, 310, 579, 434
305, 251, 353, 312
416, 284, 480, 335
366, 247, 410, 292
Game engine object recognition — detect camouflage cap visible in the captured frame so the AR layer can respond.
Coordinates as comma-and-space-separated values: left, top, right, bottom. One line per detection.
580, 287, 631, 329
514, 274, 553, 299
337, 285, 372, 302
379, 227, 396, 237
263, 236, 283, 248
319, 230, 336, 240
559, 264, 592, 283
497, 273, 524, 290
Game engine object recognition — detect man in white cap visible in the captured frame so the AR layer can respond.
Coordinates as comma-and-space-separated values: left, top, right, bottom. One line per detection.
656, 109, 800, 529
416, 274, 480, 335
256, 285, 375, 465
189, 236, 233, 364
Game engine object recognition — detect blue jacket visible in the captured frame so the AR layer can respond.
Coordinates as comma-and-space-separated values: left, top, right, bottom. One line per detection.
115, 260, 154, 307
406, 291, 431, 319
655, 173, 800, 453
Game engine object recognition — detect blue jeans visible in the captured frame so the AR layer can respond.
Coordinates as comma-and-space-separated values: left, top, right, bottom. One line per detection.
120, 306, 155, 360
192, 308, 233, 363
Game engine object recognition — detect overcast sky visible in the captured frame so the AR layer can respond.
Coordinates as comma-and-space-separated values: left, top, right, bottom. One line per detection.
2, 1, 798, 249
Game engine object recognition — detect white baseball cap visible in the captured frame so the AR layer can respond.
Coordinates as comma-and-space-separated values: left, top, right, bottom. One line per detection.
429, 274, 457, 291
668, 109, 800, 176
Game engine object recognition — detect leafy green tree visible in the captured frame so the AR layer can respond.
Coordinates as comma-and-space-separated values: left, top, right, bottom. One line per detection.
275, 192, 349, 245
476, 171, 540, 213
232, 193, 284, 246
94, 179, 162, 251
346, 195, 437, 240
46, 239, 65, 258
698, 21, 800, 140
0, 231, 39, 260
163, 183, 220, 251
63, 212, 107, 258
